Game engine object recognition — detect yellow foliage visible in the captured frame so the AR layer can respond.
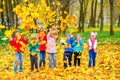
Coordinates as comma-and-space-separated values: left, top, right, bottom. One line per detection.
0, 25, 5, 29
56, 1, 61, 6
0, 8, 3, 13
4, 28, 15, 39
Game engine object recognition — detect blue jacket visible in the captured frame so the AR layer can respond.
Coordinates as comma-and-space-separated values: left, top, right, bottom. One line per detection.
72, 39, 84, 52
28, 43, 39, 55
64, 37, 74, 52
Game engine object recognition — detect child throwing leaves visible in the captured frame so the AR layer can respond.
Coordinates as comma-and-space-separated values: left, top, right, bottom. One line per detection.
63, 33, 74, 69
47, 26, 58, 68
29, 35, 39, 72
10, 30, 28, 73
37, 29, 47, 67
88, 32, 97, 68
72, 34, 84, 67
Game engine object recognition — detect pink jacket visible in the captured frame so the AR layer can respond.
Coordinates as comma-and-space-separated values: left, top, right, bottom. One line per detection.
88, 38, 97, 50
47, 31, 56, 53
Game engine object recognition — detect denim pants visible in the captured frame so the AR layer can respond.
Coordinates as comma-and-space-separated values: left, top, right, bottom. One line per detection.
63, 51, 72, 68
88, 50, 96, 67
14, 52, 23, 73
74, 52, 81, 67
30, 55, 38, 71
48, 53, 56, 68
39, 51, 46, 67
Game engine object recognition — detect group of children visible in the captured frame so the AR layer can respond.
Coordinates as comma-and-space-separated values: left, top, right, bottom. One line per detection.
10, 25, 97, 73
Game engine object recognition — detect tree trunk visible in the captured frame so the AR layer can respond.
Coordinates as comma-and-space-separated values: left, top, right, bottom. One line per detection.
1, 0, 5, 25
93, 0, 97, 28
89, 0, 97, 28
46, 0, 49, 6
118, 14, 120, 27
8, 0, 14, 27
88, 0, 94, 28
60, 0, 70, 34
5, 0, 10, 28
60, 0, 70, 19
78, 0, 83, 32
109, 0, 114, 35
100, 0, 104, 31
79, 0, 89, 32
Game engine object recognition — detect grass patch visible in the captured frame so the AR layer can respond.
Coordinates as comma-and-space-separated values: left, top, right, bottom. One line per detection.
0, 27, 120, 44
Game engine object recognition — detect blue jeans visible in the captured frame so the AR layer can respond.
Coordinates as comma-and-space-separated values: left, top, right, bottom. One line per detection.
49, 53, 56, 68
88, 50, 96, 67
39, 51, 46, 67
14, 52, 23, 73
63, 51, 72, 68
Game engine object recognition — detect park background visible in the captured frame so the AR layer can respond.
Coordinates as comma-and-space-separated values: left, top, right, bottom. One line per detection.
0, 0, 120, 80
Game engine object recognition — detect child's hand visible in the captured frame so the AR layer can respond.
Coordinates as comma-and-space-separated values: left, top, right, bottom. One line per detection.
32, 52, 35, 56
36, 48, 40, 52
40, 41, 46, 44
94, 49, 96, 52
89, 46, 92, 50
64, 44, 69, 48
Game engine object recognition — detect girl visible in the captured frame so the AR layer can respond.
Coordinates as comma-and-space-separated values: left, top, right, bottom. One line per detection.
29, 35, 39, 72
38, 30, 47, 67
63, 33, 74, 69
47, 29, 58, 68
72, 34, 84, 67
88, 32, 97, 68
10, 30, 28, 73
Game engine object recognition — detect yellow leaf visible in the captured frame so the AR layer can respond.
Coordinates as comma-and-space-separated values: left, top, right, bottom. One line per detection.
64, 11, 68, 14
56, 1, 61, 6
4, 30, 13, 38
24, 0, 28, 2
0, 25, 5, 29
1, 37, 8, 41
0, 8, 3, 13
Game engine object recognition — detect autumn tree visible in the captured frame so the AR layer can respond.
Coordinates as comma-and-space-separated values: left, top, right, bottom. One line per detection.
109, 0, 114, 35
78, 0, 89, 32
0, 0, 4, 25
89, 0, 97, 28
99, 0, 104, 31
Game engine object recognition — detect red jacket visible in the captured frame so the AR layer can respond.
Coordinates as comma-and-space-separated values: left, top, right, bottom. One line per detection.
10, 36, 28, 53
38, 30, 47, 51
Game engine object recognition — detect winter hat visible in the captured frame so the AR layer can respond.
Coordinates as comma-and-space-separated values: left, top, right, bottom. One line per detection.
66, 33, 71, 37
90, 32, 97, 37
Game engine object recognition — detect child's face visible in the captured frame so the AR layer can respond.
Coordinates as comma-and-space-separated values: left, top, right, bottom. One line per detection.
76, 35, 81, 40
67, 36, 70, 40
91, 35, 96, 39
16, 32, 21, 40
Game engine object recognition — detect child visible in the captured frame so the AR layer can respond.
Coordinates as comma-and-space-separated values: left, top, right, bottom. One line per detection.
37, 30, 47, 67
10, 30, 28, 73
63, 33, 74, 69
47, 29, 58, 68
88, 32, 97, 68
29, 35, 39, 72
72, 34, 84, 67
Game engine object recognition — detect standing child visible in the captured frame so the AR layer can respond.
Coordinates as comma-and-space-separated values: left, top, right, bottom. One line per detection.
37, 30, 47, 67
29, 35, 39, 72
10, 30, 28, 73
72, 34, 84, 67
88, 32, 97, 68
47, 29, 58, 68
63, 34, 74, 69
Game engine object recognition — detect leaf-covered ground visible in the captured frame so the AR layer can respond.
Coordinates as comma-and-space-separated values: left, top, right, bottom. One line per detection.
0, 42, 120, 80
